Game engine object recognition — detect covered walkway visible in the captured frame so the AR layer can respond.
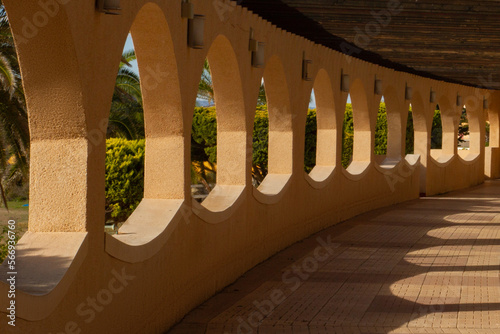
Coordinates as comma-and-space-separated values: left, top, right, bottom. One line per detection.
2, 2, 500, 333
170, 181, 500, 334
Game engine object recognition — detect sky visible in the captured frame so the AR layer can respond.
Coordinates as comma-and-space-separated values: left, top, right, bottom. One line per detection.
123, 35, 139, 74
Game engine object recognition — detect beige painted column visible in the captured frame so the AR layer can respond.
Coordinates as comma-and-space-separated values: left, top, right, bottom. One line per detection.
485, 91, 500, 178
5, 1, 93, 233
384, 86, 406, 161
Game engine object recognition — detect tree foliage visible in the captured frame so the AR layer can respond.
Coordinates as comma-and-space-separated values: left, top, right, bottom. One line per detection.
105, 138, 145, 222
458, 107, 470, 143
191, 107, 217, 164
197, 60, 214, 106
106, 103, 471, 220
374, 104, 388, 156
342, 104, 354, 168
0, 4, 29, 206
197, 59, 267, 106
107, 49, 144, 140
304, 109, 317, 173
252, 106, 269, 183
431, 109, 443, 149
406, 110, 414, 154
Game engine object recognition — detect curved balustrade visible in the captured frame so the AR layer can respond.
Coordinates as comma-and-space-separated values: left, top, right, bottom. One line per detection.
0, 1, 495, 333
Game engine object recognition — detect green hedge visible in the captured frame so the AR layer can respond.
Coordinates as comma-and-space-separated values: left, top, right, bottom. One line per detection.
342, 104, 354, 168
406, 109, 415, 154
431, 109, 443, 149
253, 106, 270, 181
105, 138, 145, 222
105, 103, 428, 220
304, 109, 317, 173
190, 106, 321, 177
191, 107, 217, 164
190, 103, 405, 172
374, 104, 388, 156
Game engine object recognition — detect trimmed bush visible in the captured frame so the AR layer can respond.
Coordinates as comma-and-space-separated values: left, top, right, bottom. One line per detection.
374, 104, 388, 156
105, 138, 145, 222
304, 109, 317, 173
191, 107, 217, 164
406, 109, 415, 154
103, 103, 433, 220
342, 104, 354, 168
252, 106, 270, 181
431, 109, 443, 149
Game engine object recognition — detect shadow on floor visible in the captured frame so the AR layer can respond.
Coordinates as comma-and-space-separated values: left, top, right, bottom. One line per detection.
167, 181, 500, 334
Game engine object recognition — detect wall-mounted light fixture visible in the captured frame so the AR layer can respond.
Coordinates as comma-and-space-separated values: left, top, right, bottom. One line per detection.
456, 94, 463, 107
96, 0, 121, 14
302, 53, 312, 81
405, 85, 413, 100
252, 42, 265, 68
341, 73, 350, 92
188, 14, 205, 49
374, 78, 382, 95
250, 29, 265, 68
430, 89, 436, 103
181, 0, 194, 19
484, 97, 489, 110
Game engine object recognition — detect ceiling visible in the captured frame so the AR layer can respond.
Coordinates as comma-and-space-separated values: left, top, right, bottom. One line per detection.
239, 0, 500, 89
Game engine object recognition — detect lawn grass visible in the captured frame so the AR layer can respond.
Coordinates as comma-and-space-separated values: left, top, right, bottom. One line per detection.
0, 200, 28, 262
0, 200, 29, 237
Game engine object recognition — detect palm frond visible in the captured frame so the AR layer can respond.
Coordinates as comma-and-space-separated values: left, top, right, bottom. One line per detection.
0, 3, 29, 203
0, 53, 16, 97
120, 49, 136, 68
108, 100, 144, 139
115, 67, 141, 104
197, 59, 214, 104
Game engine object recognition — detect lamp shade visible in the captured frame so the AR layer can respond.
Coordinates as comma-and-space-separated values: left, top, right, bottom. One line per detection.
341, 74, 350, 92
374, 79, 382, 95
252, 42, 265, 68
430, 90, 436, 103
484, 97, 489, 110
302, 59, 312, 81
405, 86, 413, 100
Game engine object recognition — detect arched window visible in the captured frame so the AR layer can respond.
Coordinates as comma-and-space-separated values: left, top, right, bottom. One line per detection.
405, 104, 414, 154
431, 105, 442, 149
191, 59, 217, 202
342, 94, 354, 168
374, 97, 388, 156
304, 89, 317, 173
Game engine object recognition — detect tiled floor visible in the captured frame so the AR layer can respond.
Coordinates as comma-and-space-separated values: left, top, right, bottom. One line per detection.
168, 181, 500, 334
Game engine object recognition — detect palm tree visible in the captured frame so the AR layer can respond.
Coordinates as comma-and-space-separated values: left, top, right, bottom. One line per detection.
196, 59, 267, 106
107, 49, 144, 140
115, 50, 142, 104
197, 59, 214, 106
0, 3, 29, 208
